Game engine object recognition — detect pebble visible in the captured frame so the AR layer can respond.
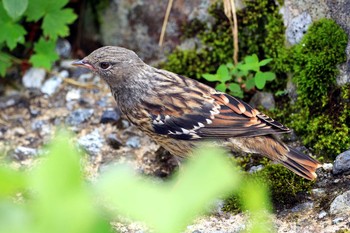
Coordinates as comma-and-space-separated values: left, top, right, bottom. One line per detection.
56, 38, 71, 58
41, 70, 68, 95
107, 134, 123, 149
332, 217, 344, 225
78, 73, 94, 83
291, 201, 314, 213
318, 210, 327, 219
31, 120, 51, 137
65, 89, 81, 102
249, 92, 275, 110
77, 129, 104, 156
126, 136, 141, 148
330, 190, 350, 215
311, 188, 326, 198
248, 165, 264, 173
333, 150, 350, 175
100, 109, 121, 124
65, 108, 94, 126
13, 146, 38, 160
22, 67, 46, 89
322, 163, 333, 171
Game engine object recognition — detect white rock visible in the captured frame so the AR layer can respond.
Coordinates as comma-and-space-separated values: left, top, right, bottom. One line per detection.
322, 163, 333, 171
41, 70, 67, 95
330, 190, 350, 215
66, 89, 81, 102
22, 67, 46, 89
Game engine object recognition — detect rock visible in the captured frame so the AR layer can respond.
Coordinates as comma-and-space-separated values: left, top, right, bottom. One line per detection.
98, 0, 212, 64
31, 120, 51, 137
322, 163, 333, 171
13, 146, 38, 160
249, 92, 275, 110
100, 109, 121, 124
78, 73, 94, 83
291, 201, 314, 213
126, 136, 141, 148
248, 165, 264, 173
318, 210, 327, 219
65, 108, 94, 126
56, 38, 71, 58
333, 150, 350, 175
285, 12, 312, 45
65, 89, 81, 102
311, 188, 326, 198
41, 71, 68, 95
22, 68, 46, 89
107, 134, 123, 149
332, 217, 344, 225
330, 190, 350, 215
77, 129, 104, 156
121, 120, 131, 128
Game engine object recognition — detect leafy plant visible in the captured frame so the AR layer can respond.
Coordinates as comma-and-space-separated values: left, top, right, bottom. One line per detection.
202, 54, 276, 98
0, 131, 273, 233
0, 0, 77, 76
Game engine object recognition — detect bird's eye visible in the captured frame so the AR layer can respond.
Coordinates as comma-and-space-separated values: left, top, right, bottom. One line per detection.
99, 62, 111, 70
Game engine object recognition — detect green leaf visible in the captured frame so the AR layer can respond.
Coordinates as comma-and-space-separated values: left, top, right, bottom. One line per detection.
245, 78, 256, 90
275, 90, 287, 96
26, 0, 69, 21
0, 166, 26, 197
244, 54, 259, 64
96, 145, 240, 233
258, 58, 273, 66
42, 8, 77, 39
255, 72, 267, 89
228, 83, 243, 98
0, 52, 12, 77
29, 38, 59, 69
216, 82, 227, 92
0, 4, 26, 49
217, 64, 231, 82
240, 54, 260, 72
202, 73, 219, 82
2, 0, 28, 20
262, 71, 276, 81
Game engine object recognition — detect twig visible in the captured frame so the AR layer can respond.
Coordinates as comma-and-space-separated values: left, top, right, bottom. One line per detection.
63, 78, 98, 89
223, 0, 239, 65
159, 0, 174, 47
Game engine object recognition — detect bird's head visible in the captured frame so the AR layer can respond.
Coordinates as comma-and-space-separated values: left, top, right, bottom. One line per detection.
72, 46, 146, 87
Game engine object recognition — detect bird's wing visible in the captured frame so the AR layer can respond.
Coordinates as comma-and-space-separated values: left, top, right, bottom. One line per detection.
142, 71, 290, 140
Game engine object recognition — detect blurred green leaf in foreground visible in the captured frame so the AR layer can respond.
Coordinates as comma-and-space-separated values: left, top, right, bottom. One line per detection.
0, 131, 273, 233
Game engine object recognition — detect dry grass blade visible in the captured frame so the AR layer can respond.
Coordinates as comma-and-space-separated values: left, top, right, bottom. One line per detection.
223, 0, 239, 64
159, 0, 174, 47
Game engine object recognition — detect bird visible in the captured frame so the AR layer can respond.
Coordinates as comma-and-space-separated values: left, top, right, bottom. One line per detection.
72, 46, 321, 180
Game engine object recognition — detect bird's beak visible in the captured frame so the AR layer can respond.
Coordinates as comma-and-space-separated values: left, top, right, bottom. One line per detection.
72, 59, 95, 70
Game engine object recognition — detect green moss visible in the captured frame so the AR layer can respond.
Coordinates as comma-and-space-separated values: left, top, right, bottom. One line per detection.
223, 162, 314, 212
335, 230, 350, 233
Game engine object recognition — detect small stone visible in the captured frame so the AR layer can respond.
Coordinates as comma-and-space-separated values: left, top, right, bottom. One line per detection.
291, 201, 314, 213
100, 109, 121, 124
22, 67, 46, 89
330, 190, 350, 215
56, 38, 71, 58
13, 127, 26, 136
249, 92, 275, 110
318, 210, 327, 219
332, 217, 344, 225
322, 163, 333, 171
13, 146, 38, 160
333, 150, 350, 175
78, 73, 94, 83
107, 134, 123, 149
41, 71, 68, 95
311, 188, 326, 198
248, 165, 264, 173
65, 108, 94, 126
78, 129, 104, 156
31, 120, 51, 137
65, 89, 81, 102
126, 136, 141, 148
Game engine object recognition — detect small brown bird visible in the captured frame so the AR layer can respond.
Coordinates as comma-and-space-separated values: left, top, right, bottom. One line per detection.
73, 46, 321, 180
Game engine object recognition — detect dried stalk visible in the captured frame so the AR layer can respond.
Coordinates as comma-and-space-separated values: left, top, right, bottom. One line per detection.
223, 0, 239, 64
159, 0, 174, 47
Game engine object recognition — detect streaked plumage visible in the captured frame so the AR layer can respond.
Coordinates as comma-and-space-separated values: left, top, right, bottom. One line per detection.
72, 46, 321, 180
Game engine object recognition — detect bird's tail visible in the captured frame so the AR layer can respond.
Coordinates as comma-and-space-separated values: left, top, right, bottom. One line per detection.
279, 146, 322, 180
